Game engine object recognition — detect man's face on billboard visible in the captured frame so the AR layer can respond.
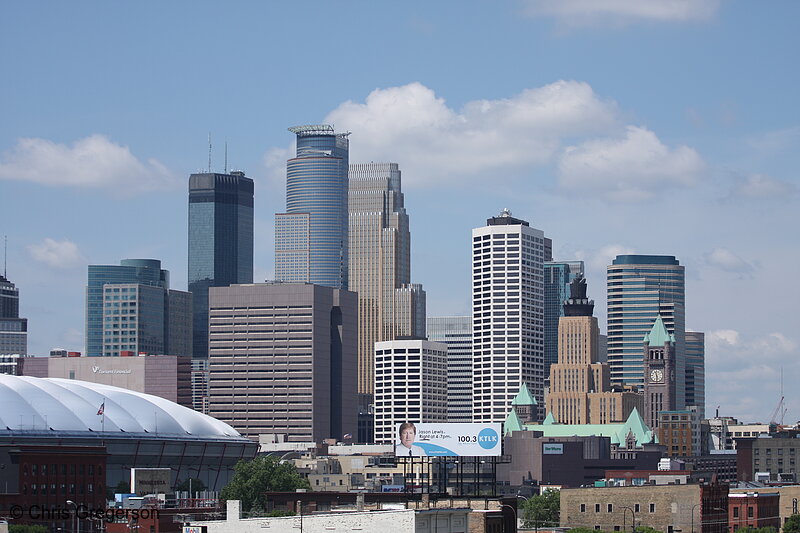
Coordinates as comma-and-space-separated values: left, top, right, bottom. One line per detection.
400, 427, 415, 448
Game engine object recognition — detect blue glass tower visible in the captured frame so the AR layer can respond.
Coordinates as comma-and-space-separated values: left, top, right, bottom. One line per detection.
188, 171, 254, 359
86, 259, 168, 357
543, 261, 584, 384
275, 125, 349, 290
607, 254, 685, 406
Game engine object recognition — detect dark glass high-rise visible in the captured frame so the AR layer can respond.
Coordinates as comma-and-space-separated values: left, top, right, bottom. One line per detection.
188, 171, 254, 359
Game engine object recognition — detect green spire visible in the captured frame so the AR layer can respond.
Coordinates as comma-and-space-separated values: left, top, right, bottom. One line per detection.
511, 383, 537, 406
543, 412, 557, 425
643, 315, 674, 346
504, 408, 524, 436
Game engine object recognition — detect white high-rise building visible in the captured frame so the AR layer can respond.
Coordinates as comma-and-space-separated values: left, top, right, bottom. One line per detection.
472, 209, 546, 424
427, 316, 472, 422
373, 339, 447, 444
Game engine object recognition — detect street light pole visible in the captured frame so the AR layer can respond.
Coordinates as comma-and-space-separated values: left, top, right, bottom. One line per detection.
501, 504, 518, 533
66, 500, 77, 533
691, 503, 701, 533
622, 506, 636, 533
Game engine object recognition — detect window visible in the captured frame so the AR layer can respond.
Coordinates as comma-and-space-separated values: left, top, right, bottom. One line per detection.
733, 508, 739, 518
650, 504, 656, 513
596, 504, 601, 512
635, 504, 641, 513
748, 507, 754, 518
580, 504, 586, 512
608, 504, 613, 512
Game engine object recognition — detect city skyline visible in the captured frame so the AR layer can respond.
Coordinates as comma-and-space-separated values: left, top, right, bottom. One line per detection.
1, 2, 797, 423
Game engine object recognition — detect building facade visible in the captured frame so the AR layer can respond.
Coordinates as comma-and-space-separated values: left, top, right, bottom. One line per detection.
735, 435, 800, 483
427, 316, 472, 422
728, 492, 780, 533
373, 339, 447, 444
86, 259, 169, 357
658, 408, 702, 457
547, 275, 641, 425
188, 171, 254, 360
607, 255, 686, 405
21, 353, 192, 407
643, 316, 678, 430
348, 162, 426, 401
472, 209, 546, 423
544, 261, 584, 385
0, 274, 27, 355
685, 331, 706, 419
275, 125, 349, 290
99, 283, 192, 358
207, 283, 357, 442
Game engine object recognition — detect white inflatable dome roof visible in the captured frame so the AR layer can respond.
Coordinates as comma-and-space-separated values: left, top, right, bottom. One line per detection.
0, 374, 242, 439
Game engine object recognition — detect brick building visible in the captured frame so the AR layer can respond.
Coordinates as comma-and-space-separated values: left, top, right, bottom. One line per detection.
727, 492, 780, 533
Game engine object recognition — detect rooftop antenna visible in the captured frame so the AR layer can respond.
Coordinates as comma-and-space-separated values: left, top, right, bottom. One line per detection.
208, 133, 212, 173
224, 139, 228, 174
3, 235, 6, 278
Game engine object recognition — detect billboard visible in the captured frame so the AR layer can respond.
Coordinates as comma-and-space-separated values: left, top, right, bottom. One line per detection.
543, 443, 563, 455
131, 468, 171, 495
394, 422, 502, 457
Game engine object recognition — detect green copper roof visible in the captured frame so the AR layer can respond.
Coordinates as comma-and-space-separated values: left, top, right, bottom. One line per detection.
513, 407, 655, 446
643, 315, 675, 345
504, 408, 524, 436
511, 383, 537, 406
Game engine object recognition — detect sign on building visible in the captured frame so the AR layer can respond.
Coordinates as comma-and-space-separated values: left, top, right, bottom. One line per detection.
131, 468, 171, 495
394, 422, 502, 457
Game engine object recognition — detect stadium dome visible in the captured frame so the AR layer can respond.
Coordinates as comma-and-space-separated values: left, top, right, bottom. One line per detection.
0, 374, 257, 492
0, 374, 239, 438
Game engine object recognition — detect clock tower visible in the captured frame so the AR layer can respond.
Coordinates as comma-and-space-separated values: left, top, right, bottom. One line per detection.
643, 315, 677, 430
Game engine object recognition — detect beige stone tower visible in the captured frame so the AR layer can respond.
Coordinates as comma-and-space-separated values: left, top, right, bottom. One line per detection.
546, 275, 642, 424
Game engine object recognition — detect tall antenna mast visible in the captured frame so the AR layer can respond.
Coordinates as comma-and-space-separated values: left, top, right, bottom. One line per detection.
224, 139, 228, 174
208, 133, 212, 173
3, 235, 6, 278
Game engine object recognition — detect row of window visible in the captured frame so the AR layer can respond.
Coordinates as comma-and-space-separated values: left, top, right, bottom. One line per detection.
580, 503, 656, 513
24, 464, 102, 476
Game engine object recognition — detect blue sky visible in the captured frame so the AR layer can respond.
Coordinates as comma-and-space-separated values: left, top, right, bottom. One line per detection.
2, 1, 798, 423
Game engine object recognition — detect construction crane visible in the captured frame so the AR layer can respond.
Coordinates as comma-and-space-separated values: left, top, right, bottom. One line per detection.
769, 368, 786, 426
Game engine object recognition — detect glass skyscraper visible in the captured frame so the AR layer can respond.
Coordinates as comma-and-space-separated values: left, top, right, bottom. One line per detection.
685, 331, 705, 419
0, 274, 27, 355
543, 261, 584, 385
275, 125, 349, 290
86, 259, 168, 357
188, 171, 254, 359
427, 316, 472, 422
607, 254, 686, 407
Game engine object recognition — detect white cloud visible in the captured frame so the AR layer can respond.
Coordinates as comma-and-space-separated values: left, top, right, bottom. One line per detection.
316, 81, 618, 187
704, 247, 755, 276
557, 126, 705, 201
733, 173, 797, 199
706, 329, 799, 422
0, 135, 179, 195
27, 238, 86, 269
575, 244, 635, 271
522, 0, 720, 27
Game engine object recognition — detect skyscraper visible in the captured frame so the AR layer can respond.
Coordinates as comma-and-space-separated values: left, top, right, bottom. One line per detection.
86, 259, 169, 357
685, 331, 705, 419
0, 274, 27, 355
348, 162, 426, 398
275, 125, 349, 290
427, 316, 472, 422
543, 261, 584, 384
188, 171, 254, 359
472, 209, 546, 423
207, 282, 357, 442
607, 255, 686, 407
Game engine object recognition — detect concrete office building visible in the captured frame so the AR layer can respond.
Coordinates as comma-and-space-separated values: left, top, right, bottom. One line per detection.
472, 209, 547, 423
99, 282, 192, 358
544, 261, 584, 384
207, 283, 357, 443
188, 171, 254, 360
22, 353, 192, 407
685, 331, 705, 419
275, 125, 349, 290
373, 339, 447, 444
0, 274, 27, 355
427, 316, 472, 422
607, 255, 686, 406
546, 275, 641, 425
86, 259, 169, 357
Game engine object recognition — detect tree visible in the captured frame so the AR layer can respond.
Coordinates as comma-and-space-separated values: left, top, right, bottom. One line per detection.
521, 489, 561, 529
219, 455, 310, 515
784, 515, 800, 533
633, 527, 663, 533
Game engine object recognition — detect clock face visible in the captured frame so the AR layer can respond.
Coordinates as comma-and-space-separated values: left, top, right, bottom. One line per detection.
650, 369, 664, 383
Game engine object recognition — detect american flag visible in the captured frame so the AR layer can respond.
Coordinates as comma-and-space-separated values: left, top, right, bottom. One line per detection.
343, 433, 352, 440
97, 402, 105, 416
